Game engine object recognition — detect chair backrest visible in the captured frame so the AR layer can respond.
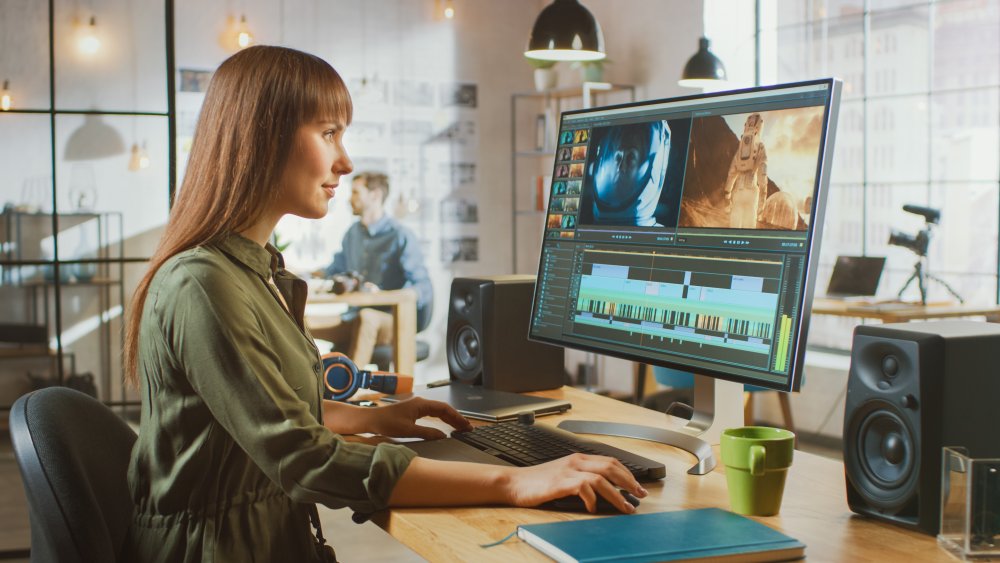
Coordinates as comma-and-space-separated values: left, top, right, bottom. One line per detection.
416, 288, 433, 333
9, 387, 137, 563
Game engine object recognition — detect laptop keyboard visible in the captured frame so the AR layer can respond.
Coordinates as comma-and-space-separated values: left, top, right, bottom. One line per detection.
452, 422, 666, 481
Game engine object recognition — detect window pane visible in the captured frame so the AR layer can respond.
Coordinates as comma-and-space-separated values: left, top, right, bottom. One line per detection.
774, 1, 822, 28
771, 0, 863, 27
818, 183, 865, 261
869, 5, 929, 96
0, 114, 54, 218
870, 0, 928, 11
58, 271, 123, 401
831, 99, 864, 183
929, 182, 998, 275
766, 15, 865, 96
766, 22, 827, 84
1, 1, 51, 110
825, 15, 865, 99
807, 315, 866, 349
827, 0, 865, 17
866, 95, 929, 183
931, 89, 1000, 182
934, 0, 1000, 90
54, 115, 169, 260
53, 0, 167, 112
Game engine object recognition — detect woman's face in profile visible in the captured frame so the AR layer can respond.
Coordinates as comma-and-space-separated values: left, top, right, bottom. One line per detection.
277, 119, 353, 220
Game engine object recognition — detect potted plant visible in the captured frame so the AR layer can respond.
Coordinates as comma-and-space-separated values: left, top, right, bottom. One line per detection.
572, 59, 610, 83
527, 57, 557, 92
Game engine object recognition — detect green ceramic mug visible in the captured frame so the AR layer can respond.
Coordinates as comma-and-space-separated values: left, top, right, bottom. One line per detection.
721, 426, 795, 516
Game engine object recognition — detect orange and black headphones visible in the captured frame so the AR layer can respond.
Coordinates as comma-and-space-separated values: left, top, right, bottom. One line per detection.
320, 352, 414, 401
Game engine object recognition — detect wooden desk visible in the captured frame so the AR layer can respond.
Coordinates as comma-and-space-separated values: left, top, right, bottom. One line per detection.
813, 298, 1000, 323
355, 386, 947, 561
305, 288, 417, 374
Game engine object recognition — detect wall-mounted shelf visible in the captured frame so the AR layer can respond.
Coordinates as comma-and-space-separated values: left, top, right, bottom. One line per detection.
509, 83, 635, 273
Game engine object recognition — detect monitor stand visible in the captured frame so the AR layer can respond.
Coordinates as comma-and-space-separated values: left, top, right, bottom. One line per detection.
557, 375, 744, 475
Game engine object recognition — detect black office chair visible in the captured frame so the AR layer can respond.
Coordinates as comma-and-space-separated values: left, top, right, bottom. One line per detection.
9, 387, 137, 563
372, 293, 433, 372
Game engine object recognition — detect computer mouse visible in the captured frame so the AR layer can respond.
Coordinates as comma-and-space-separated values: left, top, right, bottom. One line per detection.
539, 489, 640, 513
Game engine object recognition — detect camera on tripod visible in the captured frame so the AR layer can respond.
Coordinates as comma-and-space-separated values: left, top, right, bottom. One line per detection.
888, 205, 939, 256
888, 204, 962, 305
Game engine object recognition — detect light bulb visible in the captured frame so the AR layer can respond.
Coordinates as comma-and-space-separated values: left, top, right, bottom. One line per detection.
128, 143, 142, 171
139, 142, 150, 169
78, 16, 100, 55
237, 15, 253, 49
129, 142, 152, 171
444, 0, 455, 19
1, 80, 11, 111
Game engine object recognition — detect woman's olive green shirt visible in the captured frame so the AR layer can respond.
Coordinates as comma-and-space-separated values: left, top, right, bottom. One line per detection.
123, 234, 416, 563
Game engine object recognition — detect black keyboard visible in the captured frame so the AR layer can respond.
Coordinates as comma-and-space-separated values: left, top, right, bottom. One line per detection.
452, 422, 666, 481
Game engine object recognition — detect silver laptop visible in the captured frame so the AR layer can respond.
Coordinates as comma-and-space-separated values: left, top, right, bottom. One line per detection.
382, 384, 571, 422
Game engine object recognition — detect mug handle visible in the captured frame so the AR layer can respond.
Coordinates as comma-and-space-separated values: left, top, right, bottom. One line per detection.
749, 444, 766, 477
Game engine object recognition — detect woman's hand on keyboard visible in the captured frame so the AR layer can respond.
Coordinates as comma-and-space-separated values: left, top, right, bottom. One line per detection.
504, 453, 648, 514
364, 397, 473, 439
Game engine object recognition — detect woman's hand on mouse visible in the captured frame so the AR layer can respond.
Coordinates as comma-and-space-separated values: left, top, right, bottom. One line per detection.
504, 453, 647, 513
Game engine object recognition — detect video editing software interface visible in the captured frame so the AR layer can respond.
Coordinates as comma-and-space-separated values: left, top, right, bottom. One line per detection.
529, 81, 839, 391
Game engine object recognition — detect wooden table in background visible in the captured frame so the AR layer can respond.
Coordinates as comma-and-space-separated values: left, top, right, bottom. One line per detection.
351, 386, 950, 561
305, 288, 417, 375
812, 298, 1000, 323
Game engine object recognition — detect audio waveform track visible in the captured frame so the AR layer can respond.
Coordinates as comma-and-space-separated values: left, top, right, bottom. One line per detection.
569, 250, 783, 369
579, 298, 772, 340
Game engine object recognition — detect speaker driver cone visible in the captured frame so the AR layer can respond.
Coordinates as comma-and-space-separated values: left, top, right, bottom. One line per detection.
846, 400, 918, 511
449, 324, 482, 380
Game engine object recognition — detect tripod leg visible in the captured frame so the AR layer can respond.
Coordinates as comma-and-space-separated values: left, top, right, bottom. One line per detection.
917, 263, 928, 305
927, 273, 965, 304
898, 269, 919, 300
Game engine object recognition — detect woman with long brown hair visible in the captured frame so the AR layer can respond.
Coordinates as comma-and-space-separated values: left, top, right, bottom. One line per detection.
122, 45, 644, 562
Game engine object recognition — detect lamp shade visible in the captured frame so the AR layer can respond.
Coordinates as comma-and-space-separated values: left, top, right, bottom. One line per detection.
64, 114, 126, 161
525, 0, 605, 62
679, 37, 727, 88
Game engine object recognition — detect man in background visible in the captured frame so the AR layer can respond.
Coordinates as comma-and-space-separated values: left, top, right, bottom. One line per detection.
312, 172, 432, 368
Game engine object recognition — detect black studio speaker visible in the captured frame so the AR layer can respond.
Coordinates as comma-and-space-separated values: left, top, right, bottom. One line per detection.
844, 321, 1000, 535
447, 275, 565, 392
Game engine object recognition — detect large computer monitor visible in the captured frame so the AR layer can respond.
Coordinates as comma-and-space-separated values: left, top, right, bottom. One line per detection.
529, 79, 841, 460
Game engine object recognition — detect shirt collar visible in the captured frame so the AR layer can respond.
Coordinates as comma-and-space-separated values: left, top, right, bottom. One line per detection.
215, 232, 283, 278
363, 214, 393, 236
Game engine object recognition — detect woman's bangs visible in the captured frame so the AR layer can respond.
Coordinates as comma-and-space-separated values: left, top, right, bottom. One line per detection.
305, 66, 353, 127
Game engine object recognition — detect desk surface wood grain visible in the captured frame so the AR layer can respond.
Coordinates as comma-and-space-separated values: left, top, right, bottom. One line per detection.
353, 386, 947, 562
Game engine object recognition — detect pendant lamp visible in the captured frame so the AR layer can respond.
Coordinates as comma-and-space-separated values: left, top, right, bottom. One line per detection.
679, 37, 727, 88
525, 0, 605, 62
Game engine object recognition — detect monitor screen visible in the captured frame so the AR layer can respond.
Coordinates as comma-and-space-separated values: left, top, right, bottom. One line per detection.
529, 79, 841, 392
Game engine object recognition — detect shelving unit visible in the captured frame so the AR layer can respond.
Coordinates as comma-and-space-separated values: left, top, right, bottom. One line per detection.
0, 209, 125, 403
509, 82, 635, 273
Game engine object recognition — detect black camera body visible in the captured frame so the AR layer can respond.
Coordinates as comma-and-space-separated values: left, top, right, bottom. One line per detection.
888, 229, 930, 257
888, 204, 940, 257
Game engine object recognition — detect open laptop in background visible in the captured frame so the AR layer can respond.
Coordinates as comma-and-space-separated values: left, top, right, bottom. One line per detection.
824, 255, 886, 300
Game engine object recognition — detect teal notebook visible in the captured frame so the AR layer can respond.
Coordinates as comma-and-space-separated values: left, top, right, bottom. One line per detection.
516, 508, 805, 563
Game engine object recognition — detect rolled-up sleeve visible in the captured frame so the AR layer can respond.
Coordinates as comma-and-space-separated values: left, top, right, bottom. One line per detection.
160, 257, 415, 512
